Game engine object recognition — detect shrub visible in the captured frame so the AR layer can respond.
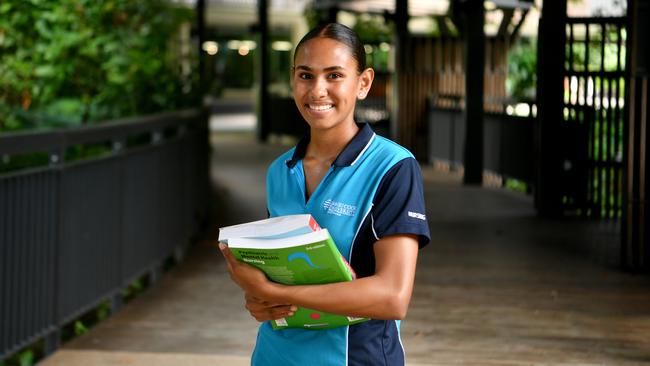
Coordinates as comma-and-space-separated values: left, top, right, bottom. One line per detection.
0, 0, 198, 132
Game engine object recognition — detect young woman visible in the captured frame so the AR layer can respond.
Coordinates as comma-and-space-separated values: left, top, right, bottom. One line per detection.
219, 23, 430, 366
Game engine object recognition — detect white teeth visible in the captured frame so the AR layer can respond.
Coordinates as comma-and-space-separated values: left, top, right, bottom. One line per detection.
309, 104, 333, 111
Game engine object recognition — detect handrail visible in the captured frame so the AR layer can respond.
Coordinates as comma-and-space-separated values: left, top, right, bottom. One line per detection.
0, 109, 202, 156
0, 108, 209, 361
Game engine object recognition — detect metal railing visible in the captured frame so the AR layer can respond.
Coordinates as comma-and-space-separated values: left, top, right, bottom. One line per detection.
427, 97, 536, 185
0, 109, 209, 360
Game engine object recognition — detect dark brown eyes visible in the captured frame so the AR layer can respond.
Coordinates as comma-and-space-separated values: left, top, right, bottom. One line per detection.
297, 73, 343, 80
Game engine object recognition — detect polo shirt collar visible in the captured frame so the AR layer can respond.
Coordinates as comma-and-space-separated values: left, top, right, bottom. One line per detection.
286, 123, 375, 168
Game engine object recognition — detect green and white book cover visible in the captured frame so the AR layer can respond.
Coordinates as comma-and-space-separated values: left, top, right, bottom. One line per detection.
224, 226, 369, 330
218, 214, 320, 243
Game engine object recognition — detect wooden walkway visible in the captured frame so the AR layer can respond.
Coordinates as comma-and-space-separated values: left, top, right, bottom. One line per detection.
41, 132, 650, 366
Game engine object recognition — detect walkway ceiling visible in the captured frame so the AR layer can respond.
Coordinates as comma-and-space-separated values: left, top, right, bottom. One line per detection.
312, 0, 534, 16
199, 0, 540, 38
313, 0, 450, 16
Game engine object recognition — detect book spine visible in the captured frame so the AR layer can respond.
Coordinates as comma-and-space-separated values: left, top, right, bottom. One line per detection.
321, 237, 355, 282
339, 254, 357, 280
308, 216, 321, 231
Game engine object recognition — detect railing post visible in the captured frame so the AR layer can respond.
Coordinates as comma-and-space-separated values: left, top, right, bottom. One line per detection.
112, 139, 125, 154
49, 148, 64, 168
113, 136, 126, 316
174, 244, 186, 263
152, 130, 163, 145
149, 264, 162, 285
0, 110, 206, 362
43, 329, 61, 356
46, 142, 65, 357
178, 124, 187, 138
111, 293, 123, 315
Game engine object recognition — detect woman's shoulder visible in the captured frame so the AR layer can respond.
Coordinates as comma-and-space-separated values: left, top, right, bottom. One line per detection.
370, 134, 415, 161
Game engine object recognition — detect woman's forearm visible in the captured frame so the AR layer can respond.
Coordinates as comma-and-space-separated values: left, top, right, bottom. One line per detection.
262, 235, 419, 320
264, 272, 411, 319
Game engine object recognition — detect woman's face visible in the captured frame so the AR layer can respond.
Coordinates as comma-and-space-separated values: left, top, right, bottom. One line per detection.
292, 37, 373, 132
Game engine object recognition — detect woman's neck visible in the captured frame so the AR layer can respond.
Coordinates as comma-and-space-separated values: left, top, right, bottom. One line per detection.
307, 121, 359, 164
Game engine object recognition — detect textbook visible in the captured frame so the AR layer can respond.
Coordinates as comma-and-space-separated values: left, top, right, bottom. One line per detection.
218, 214, 321, 243
218, 215, 368, 330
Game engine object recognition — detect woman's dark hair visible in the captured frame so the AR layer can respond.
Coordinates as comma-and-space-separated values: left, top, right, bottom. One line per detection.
293, 23, 366, 74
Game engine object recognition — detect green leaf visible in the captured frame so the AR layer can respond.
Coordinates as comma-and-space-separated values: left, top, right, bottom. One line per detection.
19, 350, 34, 366
0, 3, 12, 14
107, 70, 128, 85
34, 65, 56, 77
74, 320, 88, 335
1, 0, 199, 132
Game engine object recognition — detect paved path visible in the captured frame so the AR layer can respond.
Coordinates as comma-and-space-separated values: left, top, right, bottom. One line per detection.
41, 132, 650, 365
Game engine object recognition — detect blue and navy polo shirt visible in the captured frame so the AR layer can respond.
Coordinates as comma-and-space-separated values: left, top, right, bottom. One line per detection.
253, 123, 430, 366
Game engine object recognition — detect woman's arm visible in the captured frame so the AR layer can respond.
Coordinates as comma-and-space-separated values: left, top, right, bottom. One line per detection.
220, 234, 419, 320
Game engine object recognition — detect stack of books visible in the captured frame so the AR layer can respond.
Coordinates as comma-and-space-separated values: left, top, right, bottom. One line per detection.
218, 214, 368, 330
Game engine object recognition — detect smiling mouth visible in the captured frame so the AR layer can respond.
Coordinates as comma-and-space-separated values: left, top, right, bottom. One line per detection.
307, 104, 334, 111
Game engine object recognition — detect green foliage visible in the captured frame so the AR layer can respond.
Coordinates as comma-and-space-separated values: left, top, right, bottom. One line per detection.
0, 152, 49, 174
0, 348, 37, 366
96, 301, 111, 321
303, 3, 320, 30
74, 320, 89, 336
122, 277, 147, 302
353, 14, 393, 44
507, 37, 537, 100
0, 0, 197, 132
505, 178, 529, 194
565, 25, 626, 73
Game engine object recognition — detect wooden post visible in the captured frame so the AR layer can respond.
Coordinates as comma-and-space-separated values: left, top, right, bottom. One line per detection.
328, 6, 339, 23
462, 0, 485, 185
257, 0, 270, 141
535, 0, 567, 216
196, 0, 206, 96
623, 0, 650, 272
391, 0, 408, 143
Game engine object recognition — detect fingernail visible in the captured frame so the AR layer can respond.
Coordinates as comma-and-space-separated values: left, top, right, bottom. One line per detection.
287, 312, 294, 316
218, 243, 226, 250
290, 306, 297, 311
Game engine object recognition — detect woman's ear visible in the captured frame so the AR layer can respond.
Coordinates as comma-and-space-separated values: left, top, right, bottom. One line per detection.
357, 67, 375, 100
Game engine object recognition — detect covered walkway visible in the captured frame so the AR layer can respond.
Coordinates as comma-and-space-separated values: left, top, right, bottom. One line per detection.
41, 132, 650, 366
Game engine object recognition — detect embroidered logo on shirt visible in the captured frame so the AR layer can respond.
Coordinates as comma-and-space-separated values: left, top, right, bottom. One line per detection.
323, 199, 357, 217
408, 211, 427, 220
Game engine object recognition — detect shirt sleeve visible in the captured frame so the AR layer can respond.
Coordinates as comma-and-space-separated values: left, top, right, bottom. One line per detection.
371, 157, 430, 248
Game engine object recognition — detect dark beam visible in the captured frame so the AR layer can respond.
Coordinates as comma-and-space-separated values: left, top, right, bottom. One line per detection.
510, 9, 529, 42
435, 16, 451, 37
257, 0, 270, 141
497, 8, 514, 38
535, 0, 567, 216
462, 0, 485, 185
391, 0, 409, 142
395, 0, 408, 35
326, 5, 339, 24
196, 0, 206, 95
623, 0, 650, 272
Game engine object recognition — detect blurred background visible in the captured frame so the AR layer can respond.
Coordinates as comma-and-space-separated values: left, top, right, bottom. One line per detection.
1, 0, 649, 365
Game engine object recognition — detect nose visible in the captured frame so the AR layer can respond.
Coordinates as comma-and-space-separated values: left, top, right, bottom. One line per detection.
310, 77, 328, 99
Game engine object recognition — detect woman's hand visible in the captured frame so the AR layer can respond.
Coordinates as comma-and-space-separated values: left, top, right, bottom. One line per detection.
218, 242, 273, 298
245, 293, 297, 322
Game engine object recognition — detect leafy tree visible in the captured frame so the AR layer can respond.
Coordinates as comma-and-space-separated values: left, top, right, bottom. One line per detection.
0, 0, 197, 132
507, 37, 537, 100
353, 14, 393, 44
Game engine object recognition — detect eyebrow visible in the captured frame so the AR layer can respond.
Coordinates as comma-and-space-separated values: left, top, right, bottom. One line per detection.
294, 65, 345, 72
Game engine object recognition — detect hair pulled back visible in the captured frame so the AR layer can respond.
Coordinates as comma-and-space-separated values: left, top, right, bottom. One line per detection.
293, 23, 366, 74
